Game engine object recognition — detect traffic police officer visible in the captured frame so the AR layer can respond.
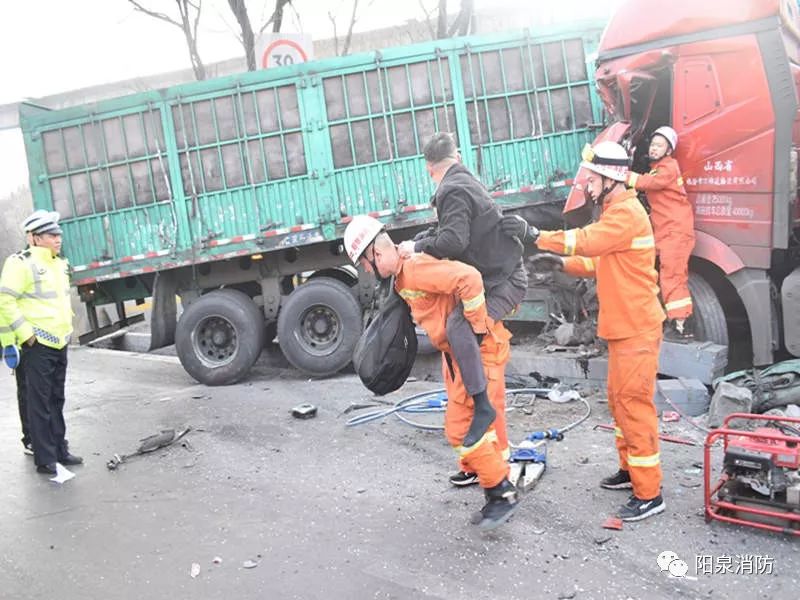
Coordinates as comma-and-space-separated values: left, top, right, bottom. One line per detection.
0, 210, 82, 474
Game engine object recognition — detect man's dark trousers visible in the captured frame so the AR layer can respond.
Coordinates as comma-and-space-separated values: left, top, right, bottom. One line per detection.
22, 343, 68, 467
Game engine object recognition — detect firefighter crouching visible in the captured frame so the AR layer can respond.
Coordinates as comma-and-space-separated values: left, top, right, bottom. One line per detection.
0, 210, 82, 474
501, 141, 666, 521
344, 215, 518, 530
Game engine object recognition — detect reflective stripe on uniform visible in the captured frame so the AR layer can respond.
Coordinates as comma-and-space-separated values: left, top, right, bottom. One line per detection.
627, 172, 639, 187
677, 176, 684, 186
463, 291, 485, 312
458, 430, 498, 457
580, 257, 595, 272
398, 289, 427, 301
627, 452, 660, 467
0, 286, 20, 298
564, 229, 578, 255
32, 327, 66, 347
28, 262, 58, 299
665, 297, 693, 311
630, 235, 655, 249
9, 316, 25, 331
614, 426, 624, 439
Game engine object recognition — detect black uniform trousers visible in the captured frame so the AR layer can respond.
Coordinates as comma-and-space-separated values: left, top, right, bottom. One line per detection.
15, 365, 29, 446
21, 342, 68, 466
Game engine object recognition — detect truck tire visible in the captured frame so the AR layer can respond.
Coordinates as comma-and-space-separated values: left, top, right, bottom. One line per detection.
688, 272, 729, 347
277, 277, 362, 376
175, 289, 265, 386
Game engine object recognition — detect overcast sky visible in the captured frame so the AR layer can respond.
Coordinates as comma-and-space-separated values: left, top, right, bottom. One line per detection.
0, 0, 623, 198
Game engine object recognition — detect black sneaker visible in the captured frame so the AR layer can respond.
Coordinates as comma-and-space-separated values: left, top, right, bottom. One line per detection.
600, 469, 633, 490
449, 470, 479, 487
22, 441, 33, 456
476, 479, 519, 530
617, 494, 665, 522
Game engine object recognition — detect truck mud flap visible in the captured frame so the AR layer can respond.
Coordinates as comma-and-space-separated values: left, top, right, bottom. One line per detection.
149, 272, 178, 351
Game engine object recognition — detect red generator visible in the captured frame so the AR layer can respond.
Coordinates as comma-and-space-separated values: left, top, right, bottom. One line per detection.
705, 413, 800, 535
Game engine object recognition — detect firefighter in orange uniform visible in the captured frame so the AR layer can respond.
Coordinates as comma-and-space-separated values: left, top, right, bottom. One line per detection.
344, 215, 518, 530
627, 126, 695, 338
501, 141, 666, 521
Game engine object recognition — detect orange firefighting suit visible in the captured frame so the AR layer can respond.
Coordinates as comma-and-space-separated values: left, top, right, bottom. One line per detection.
537, 188, 666, 500
395, 253, 510, 489
628, 156, 695, 320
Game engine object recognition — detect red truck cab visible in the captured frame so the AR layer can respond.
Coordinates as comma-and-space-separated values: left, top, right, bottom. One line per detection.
568, 0, 800, 367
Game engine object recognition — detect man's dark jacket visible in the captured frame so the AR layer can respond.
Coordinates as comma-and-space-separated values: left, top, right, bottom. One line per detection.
414, 163, 522, 286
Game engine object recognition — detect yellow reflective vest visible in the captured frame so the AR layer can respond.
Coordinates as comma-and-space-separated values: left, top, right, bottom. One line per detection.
0, 246, 73, 350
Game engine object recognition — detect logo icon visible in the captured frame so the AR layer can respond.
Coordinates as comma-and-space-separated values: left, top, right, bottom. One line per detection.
657, 550, 688, 578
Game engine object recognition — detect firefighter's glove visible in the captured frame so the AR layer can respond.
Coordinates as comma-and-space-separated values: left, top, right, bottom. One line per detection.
501, 215, 539, 243
413, 226, 437, 242
530, 253, 565, 273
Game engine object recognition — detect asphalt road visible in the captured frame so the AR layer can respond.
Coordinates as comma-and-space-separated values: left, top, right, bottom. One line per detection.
1, 346, 798, 600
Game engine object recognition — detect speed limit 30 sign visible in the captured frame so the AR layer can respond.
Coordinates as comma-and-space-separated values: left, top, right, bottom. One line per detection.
257, 34, 313, 69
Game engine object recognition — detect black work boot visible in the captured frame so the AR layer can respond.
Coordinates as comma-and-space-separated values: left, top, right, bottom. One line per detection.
463, 390, 496, 448
476, 479, 518, 530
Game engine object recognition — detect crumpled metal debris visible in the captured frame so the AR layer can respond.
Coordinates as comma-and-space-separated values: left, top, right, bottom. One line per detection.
106, 427, 191, 470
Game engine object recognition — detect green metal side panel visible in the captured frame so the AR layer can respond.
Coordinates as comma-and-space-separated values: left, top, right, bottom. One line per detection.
18, 22, 605, 287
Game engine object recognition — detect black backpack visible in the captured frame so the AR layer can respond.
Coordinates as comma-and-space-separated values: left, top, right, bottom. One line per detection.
352, 284, 418, 396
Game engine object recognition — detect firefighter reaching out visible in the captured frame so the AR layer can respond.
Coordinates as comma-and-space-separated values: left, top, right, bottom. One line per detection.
500, 141, 667, 521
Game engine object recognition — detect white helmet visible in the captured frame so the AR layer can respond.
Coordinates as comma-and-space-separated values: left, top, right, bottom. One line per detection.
22, 210, 62, 235
580, 141, 630, 182
652, 126, 678, 151
344, 215, 384, 264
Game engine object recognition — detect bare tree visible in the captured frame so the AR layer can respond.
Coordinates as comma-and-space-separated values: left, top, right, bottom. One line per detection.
328, 0, 376, 56
0, 187, 32, 260
436, 0, 447, 38
227, 0, 256, 71
266, 0, 292, 33
127, 0, 207, 80
341, 0, 360, 56
430, 0, 474, 39
227, 0, 293, 71
417, 0, 437, 38
447, 0, 474, 36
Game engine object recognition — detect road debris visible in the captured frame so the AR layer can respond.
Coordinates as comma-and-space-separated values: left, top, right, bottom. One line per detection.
291, 403, 318, 419
106, 427, 191, 470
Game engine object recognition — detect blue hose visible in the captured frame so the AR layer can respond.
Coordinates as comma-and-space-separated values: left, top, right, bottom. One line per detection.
345, 387, 556, 430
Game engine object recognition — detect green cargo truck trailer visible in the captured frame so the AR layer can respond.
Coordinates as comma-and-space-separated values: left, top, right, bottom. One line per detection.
19, 24, 603, 385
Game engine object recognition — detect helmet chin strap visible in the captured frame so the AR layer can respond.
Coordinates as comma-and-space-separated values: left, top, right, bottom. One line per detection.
584, 178, 615, 207
365, 242, 390, 283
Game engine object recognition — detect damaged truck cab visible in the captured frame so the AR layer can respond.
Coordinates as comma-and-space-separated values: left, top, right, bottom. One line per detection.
567, 0, 800, 367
